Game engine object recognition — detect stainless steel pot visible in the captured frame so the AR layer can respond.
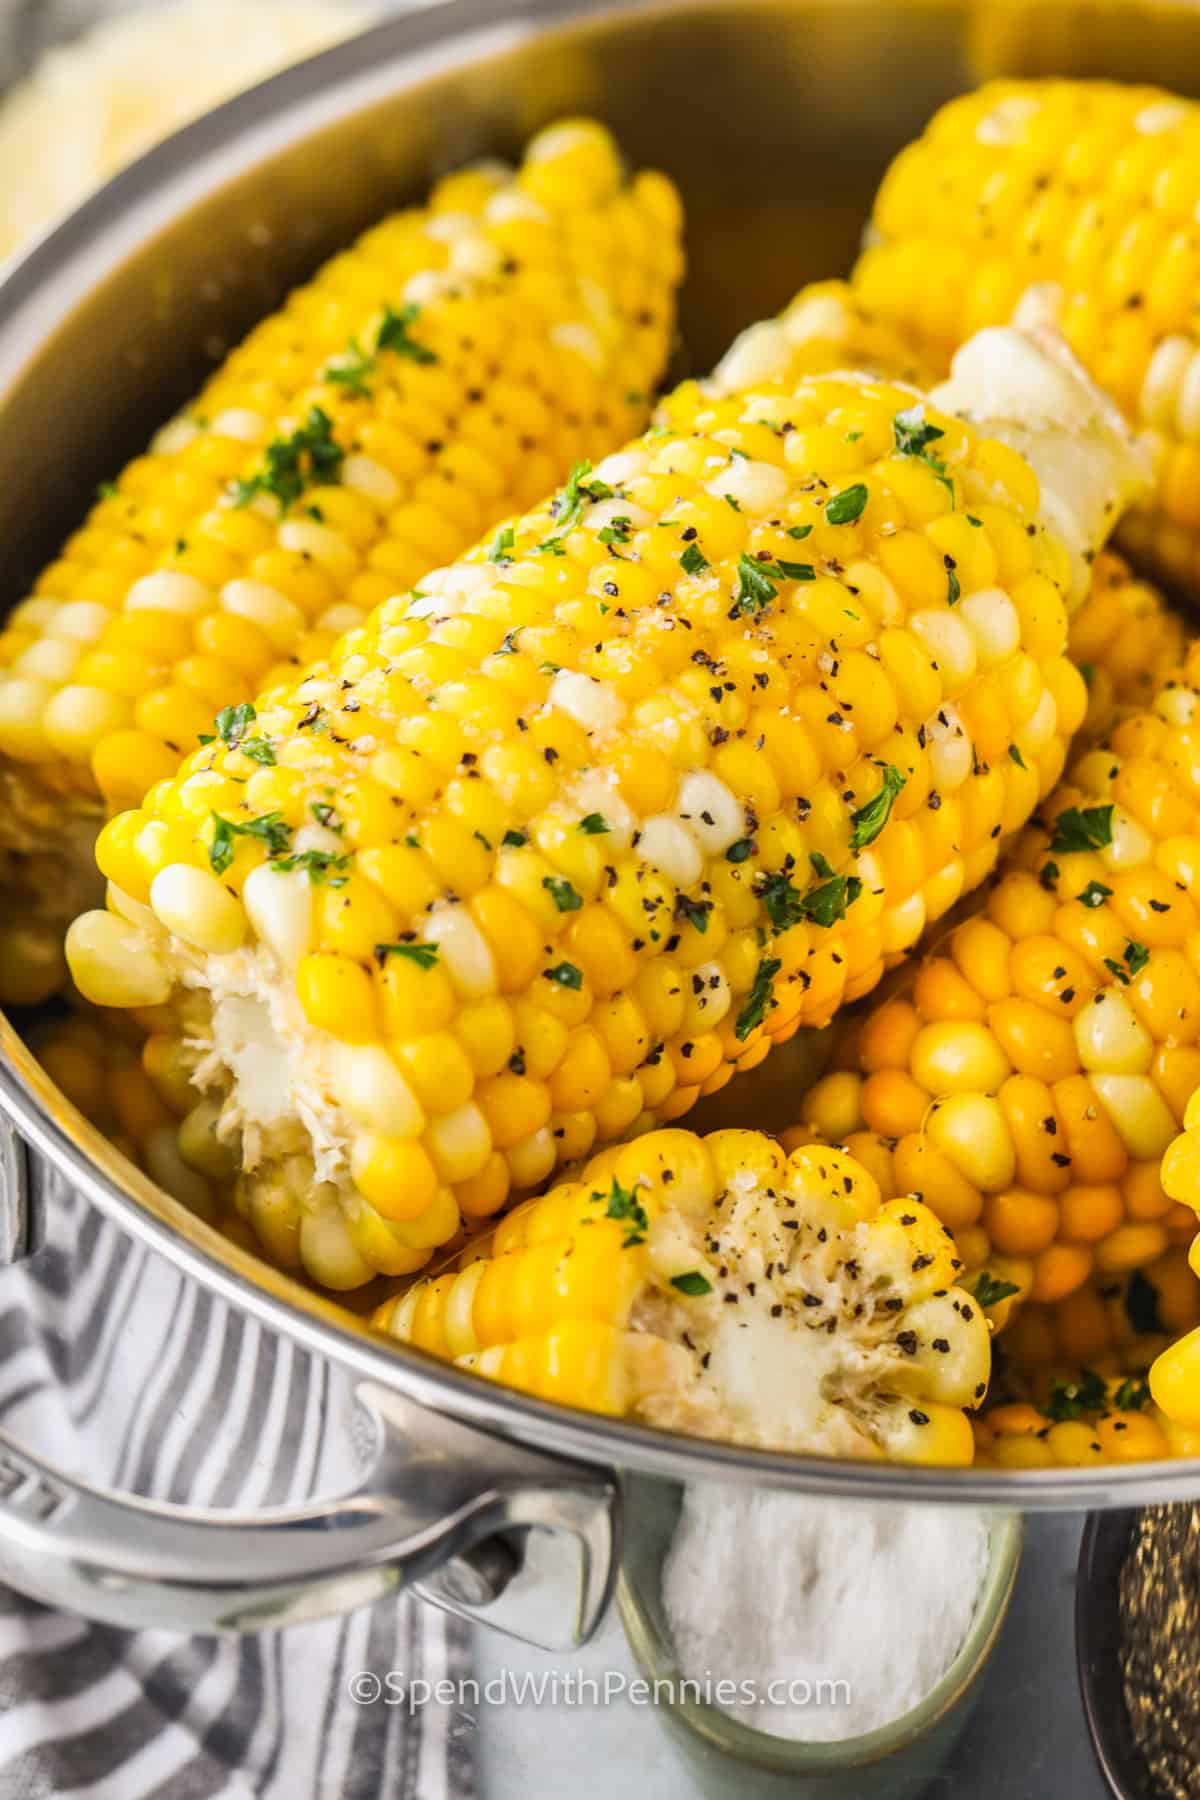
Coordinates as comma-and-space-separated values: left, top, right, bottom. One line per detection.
5, 0, 1200, 1649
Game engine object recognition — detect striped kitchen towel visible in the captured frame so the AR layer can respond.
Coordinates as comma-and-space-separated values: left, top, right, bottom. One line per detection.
0, 1164, 476, 1799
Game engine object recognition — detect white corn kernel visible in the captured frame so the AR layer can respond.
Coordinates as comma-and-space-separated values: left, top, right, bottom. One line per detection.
42, 685, 132, 760
243, 863, 312, 966
706, 458, 789, 515
676, 771, 743, 854
126, 570, 212, 616
65, 909, 171, 1008
958, 588, 1020, 665
150, 863, 246, 955
911, 612, 977, 690
1091, 1074, 1179, 1159
219, 579, 304, 650
332, 1045, 424, 1138
424, 905, 497, 998
341, 454, 400, 508
637, 815, 704, 888
427, 1102, 492, 1183
549, 669, 625, 737
1074, 990, 1154, 1075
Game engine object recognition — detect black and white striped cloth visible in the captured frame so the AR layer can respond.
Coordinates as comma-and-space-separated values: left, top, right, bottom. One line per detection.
0, 1166, 476, 1798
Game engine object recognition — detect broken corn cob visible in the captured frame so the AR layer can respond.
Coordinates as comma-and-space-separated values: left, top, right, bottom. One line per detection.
856, 78, 1200, 595
374, 1128, 990, 1463
65, 324, 1144, 1290
0, 119, 683, 1005
795, 640, 1200, 1322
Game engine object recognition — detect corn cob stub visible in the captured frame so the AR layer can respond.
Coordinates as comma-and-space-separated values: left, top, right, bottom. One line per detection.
65, 329, 1142, 1290
1147, 1085, 1200, 1425
794, 642, 1200, 1335
0, 118, 684, 1005
855, 77, 1200, 595
373, 1129, 990, 1463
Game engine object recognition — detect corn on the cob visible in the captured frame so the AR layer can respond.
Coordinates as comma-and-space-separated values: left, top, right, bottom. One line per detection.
30, 1005, 239, 1232
855, 77, 1200, 596
373, 1127, 990, 1462
974, 1388, 1199, 1467
0, 119, 684, 1005
64, 324, 1144, 1289
1068, 550, 1186, 746
794, 641, 1200, 1329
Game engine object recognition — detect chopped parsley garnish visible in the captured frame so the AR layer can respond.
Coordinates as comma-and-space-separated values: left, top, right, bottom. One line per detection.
599, 516, 633, 549
232, 407, 344, 512
95, 480, 119, 501
1043, 1367, 1108, 1423
546, 960, 583, 989
502, 829, 528, 848
849, 764, 906, 851
310, 802, 341, 832
578, 813, 610, 835
972, 1270, 1021, 1309
1107, 939, 1150, 984
543, 876, 582, 912
756, 871, 805, 933
787, 523, 812, 541
214, 702, 257, 747
538, 460, 613, 550
675, 894, 711, 933
489, 524, 515, 565
726, 837, 754, 864
735, 956, 782, 1040
325, 339, 375, 397
825, 481, 868, 525
240, 738, 277, 765
595, 1177, 650, 1247
946, 562, 960, 605
376, 302, 437, 364
732, 552, 815, 617
376, 942, 439, 969
670, 1271, 714, 1297
1039, 860, 1061, 892
1048, 803, 1113, 856
1009, 745, 1026, 769
208, 810, 291, 874
799, 851, 862, 928
1112, 1376, 1151, 1412
892, 404, 955, 503
495, 629, 520, 656
1077, 880, 1112, 909
271, 848, 351, 884
680, 542, 710, 576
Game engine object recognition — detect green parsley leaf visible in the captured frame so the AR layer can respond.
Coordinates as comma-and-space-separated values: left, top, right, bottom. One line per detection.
1043, 1367, 1108, 1423
240, 737, 277, 765
946, 560, 960, 605
232, 407, 344, 512
489, 524, 515, 565
207, 810, 291, 874
546, 961, 583, 990
271, 848, 351, 884
1077, 880, 1113, 909
670, 1271, 714, 1297
578, 813, 610, 835
726, 838, 754, 864
893, 405, 945, 456
502, 829, 528, 848
325, 339, 375, 396
825, 481, 868, 525
756, 871, 804, 933
675, 895, 711, 933
680, 542, 710, 576
376, 942, 439, 969
594, 1176, 650, 1247
734, 553, 778, 616
376, 302, 437, 365
95, 480, 119, 501
543, 876, 582, 912
799, 851, 862, 928
1009, 745, 1026, 769
1049, 804, 1114, 855
599, 515, 633, 548
735, 956, 782, 1040
214, 702, 256, 747
1112, 1376, 1151, 1412
788, 523, 813, 540
972, 1270, 1021, 1309
1039, 860, 1061, 892
1124, 939, 1150, 977
849, 764, 906, 851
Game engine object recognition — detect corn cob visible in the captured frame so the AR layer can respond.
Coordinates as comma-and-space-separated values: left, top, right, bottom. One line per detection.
373, 1127, 990, 1463
1068, 550, 1185, 746
974, 1388, 1199, 1467
0, 119, 684, 1005
30, 1005, 239, 1232
855, 77, 1200, 596
63, 325, 1144, 1289
794, 640, 1200, 1331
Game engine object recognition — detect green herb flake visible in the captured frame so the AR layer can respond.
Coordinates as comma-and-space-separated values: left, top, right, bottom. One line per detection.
543, 875, 582, 913
1112, 1376, 1151, 1412
376, 942, 439, 969
675, 894, 711, 933
798, 851, 862, 928
670, 1271, 714, 1297
215, 702, 257, 747
232, 406, 344, 512
1039, 860, 1061, 892
1076, 880, 1113, 909
546, 960, 583, 990
489, 524, 516, 565
271, 848, 351, 884
946, 561, 960, 606
756, 871, 804, 934
376, 302, 437, 365
502, 829, 528, 848
680, 542, 710, 576
1124, 939, 1150, 977
735, 956, 782, 1040
207, 809, 291, 874
1048, 803, 1114, 856
599, 516, 634, 549
893, 406, 944, 457
594, 1176, 650, 1248
95, 480, 119, 501
240, 738, 276, 765
726, 837, 754, 864
578, 813, 610, 835
849, 764, 906, 851
325, 339, 375, 397
1009, 745, 1026, 769
972, 1270, 1021, 1309
787, 523, 813, 541
1043, 1367, 1108, 1423
825, 481, 868, 526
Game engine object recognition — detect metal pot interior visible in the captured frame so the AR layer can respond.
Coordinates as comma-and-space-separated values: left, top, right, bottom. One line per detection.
6, 0, 1200, 1502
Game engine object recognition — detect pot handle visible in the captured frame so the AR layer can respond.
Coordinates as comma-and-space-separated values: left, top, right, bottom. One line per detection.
0, 1123, 617, 1647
